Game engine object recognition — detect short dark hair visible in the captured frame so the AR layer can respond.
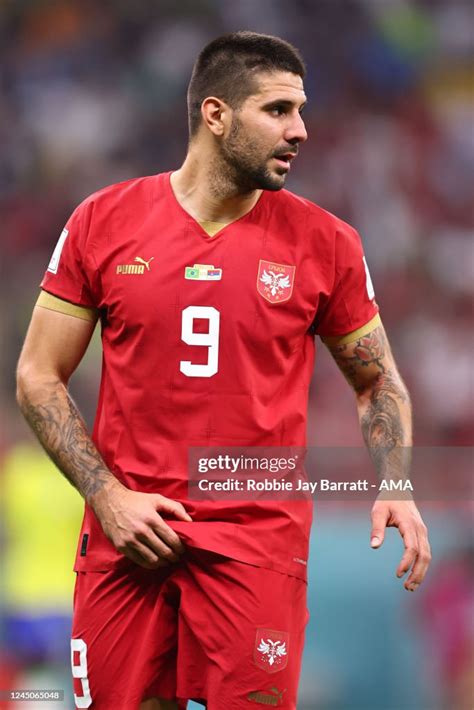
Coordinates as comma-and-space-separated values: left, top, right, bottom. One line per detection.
187, 31, 306, 137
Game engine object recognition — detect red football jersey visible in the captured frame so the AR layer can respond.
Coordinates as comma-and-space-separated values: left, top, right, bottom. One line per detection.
41, 172, 378, 580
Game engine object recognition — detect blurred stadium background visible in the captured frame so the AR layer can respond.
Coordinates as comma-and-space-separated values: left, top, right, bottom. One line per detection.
0, 1, 472, 709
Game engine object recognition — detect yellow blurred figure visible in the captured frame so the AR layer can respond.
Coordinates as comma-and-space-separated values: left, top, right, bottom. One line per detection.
1, 441, 83, 613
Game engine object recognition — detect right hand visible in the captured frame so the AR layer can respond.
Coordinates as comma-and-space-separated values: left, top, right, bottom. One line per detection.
91, 481, 193, 569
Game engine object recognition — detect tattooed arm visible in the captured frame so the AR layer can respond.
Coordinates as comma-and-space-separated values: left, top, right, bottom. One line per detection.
16, 304, 191, 568
326, 323, 431, 591
328, 324, 412, 475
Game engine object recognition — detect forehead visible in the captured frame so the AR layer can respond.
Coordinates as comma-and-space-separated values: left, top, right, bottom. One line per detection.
246, 71, 306, 104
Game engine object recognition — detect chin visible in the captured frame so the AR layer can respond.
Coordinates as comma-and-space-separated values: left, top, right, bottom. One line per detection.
256, 170, 286, 191
264, 177, 287, 191
235, 165, 286, 192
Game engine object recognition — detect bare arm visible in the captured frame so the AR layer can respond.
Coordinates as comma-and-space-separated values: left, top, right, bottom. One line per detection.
17, 303, 191, 568
326, 324, 431, 591
328, 324, 412, 478
17, 306, 114, 500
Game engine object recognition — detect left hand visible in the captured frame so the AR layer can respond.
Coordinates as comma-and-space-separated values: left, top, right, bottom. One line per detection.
370, 498, 431, 591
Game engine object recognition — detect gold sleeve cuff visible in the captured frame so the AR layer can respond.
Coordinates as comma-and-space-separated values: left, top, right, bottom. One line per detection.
36, 291, 98, 322
321, 313, 382, 346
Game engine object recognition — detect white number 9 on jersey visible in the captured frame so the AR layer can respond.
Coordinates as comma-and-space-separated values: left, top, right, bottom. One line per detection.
180, 306, 220, 378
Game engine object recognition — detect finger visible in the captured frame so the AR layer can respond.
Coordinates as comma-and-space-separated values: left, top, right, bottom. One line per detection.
154, 496, 193, 523
123, 543, 170, 570
370, 508, 389, 548
396, 526, 418, 579
405, 531, 431, 592
151, 519, 186, 555
137, 528, 181, 561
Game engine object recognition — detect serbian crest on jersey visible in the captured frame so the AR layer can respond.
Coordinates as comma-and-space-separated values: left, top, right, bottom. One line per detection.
257, 260, 295, 304
254, 629, 289, 673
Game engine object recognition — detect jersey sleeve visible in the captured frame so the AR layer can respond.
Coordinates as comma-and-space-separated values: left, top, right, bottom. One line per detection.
40, 199, 98, 308
36, 291, 98, 322
314, 222, 379, 339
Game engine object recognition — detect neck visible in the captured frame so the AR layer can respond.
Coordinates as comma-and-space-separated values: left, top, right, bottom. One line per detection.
170, 142, 262, 223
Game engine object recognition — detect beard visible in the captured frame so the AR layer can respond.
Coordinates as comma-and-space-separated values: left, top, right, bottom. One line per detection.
218, 116, 287, 193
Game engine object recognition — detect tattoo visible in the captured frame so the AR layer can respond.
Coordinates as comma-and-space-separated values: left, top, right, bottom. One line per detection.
328, 326, 411, 483
361, 372, 411, 481
330, 327, 388, 394
361, 372, 405, 448
18, 379, 112, 501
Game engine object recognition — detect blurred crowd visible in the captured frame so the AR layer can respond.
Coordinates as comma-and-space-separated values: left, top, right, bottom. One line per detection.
0, 1, 472, 708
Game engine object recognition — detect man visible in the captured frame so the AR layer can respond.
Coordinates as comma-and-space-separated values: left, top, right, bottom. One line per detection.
17, 31, 431, 709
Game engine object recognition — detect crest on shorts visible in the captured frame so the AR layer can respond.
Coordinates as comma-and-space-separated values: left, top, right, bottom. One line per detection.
254, 629, 289, 673
257, 260, 295, 304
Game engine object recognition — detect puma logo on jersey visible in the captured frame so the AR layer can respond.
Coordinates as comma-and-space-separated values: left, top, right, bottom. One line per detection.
134, 256, 154, 270
116, 256, 154, 275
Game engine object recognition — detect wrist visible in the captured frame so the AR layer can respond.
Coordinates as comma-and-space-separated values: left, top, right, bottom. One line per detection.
86, 474, 125, 513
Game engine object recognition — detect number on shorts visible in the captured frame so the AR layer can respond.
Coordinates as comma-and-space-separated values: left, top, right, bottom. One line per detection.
71, 638, 92, 708
180, 305, 220, 377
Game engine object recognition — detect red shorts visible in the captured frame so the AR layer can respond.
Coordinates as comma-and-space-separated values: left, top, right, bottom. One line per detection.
71, 549, 308, 709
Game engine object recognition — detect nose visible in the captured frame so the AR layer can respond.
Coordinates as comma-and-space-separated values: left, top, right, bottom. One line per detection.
285, 111, 308, 144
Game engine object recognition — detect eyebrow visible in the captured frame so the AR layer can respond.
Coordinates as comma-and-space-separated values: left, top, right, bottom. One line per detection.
262, 99, 307, 111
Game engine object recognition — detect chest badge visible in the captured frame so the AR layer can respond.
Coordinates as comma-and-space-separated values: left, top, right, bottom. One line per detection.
257, 260, 295, 304
184, 263, 222, 281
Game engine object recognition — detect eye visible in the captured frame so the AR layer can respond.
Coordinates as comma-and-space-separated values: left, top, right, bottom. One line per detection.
269, 105, 286, 116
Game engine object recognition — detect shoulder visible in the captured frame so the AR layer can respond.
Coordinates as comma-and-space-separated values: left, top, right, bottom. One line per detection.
78, 173, 163, 215
64, 174, 166, 252
271, 189, 360, 253
272, 188, 356, 235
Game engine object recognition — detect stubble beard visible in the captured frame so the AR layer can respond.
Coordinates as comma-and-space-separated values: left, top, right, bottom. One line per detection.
213, 116, 287, 197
